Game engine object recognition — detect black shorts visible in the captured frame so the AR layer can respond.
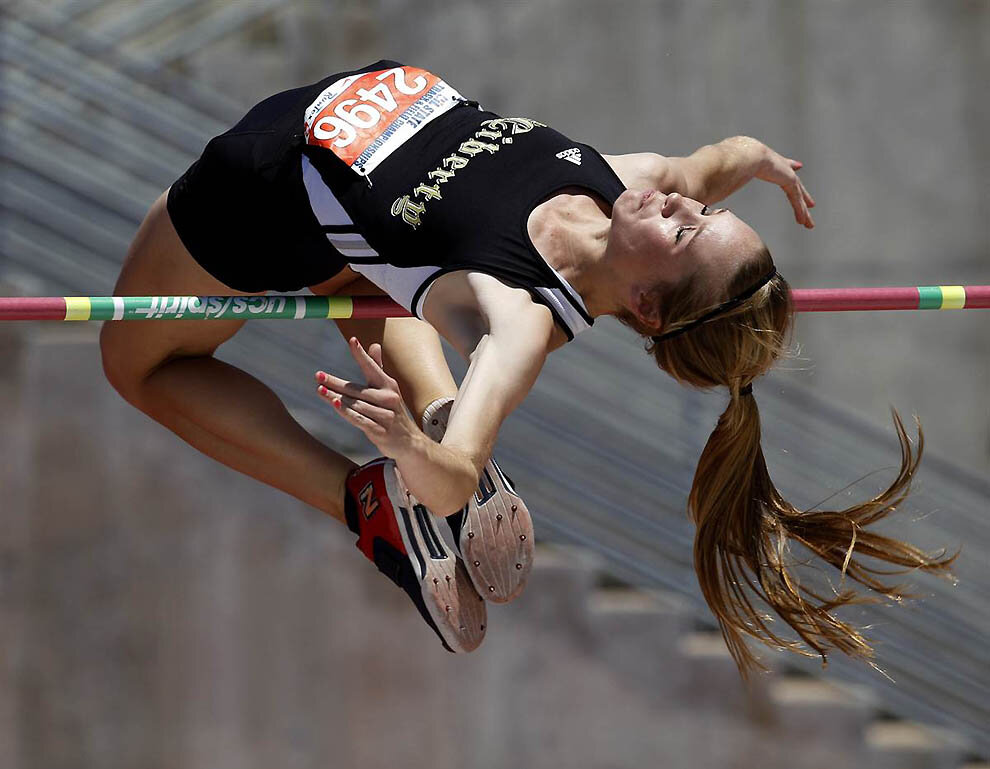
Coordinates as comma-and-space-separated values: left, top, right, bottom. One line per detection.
165, 81, 349, 292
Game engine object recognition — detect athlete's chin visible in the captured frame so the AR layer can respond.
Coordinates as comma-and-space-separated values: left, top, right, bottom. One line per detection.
621, 188, 662, 214
625, 188, 647, 205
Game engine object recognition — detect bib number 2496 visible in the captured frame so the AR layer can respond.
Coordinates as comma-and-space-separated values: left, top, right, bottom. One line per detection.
303, 66, 465, 176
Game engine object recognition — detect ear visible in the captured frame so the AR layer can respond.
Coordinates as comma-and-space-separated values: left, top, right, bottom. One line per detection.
633, 289, 662, 333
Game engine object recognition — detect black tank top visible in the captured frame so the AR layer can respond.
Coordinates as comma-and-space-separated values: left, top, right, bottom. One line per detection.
298, 61, 627, 341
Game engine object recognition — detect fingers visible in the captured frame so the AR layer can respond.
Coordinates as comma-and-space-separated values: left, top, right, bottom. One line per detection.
316, 384, 394, 433
783, 180, 815, 229
339, 407, 378, 434
314, 341, 405, 440
368, 342, 385, 369
323, 388, 391, 422
348, 336, 393, 386
786, 158, 816, 215
778, 161, 815, 228
762, 153, 816, 228
314, 370, 399, 409
798, 178, 816, 227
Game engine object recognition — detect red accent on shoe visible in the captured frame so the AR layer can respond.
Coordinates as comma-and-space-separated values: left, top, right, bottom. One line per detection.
345, 459, 408, 563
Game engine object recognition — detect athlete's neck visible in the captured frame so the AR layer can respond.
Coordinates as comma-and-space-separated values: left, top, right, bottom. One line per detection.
528, 192, 625, 319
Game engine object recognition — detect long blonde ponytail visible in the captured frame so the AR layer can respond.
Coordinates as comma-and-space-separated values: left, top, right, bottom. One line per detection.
646, 250, 958, 678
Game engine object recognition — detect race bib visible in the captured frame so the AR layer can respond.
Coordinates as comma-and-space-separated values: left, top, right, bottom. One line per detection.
303, 66, 467, 177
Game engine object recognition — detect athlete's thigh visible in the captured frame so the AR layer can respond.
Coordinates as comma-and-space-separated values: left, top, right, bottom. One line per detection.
101, 189, 262, 382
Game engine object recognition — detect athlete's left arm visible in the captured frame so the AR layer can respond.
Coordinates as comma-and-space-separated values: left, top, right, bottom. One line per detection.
604, 136, 815, 228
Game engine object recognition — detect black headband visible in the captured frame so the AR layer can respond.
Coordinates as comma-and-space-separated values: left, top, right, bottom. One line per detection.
652, 267, 778, 342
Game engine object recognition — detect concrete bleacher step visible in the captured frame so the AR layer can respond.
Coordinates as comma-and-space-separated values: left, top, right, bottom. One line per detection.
559, 541, 983, 769
864, 721, 970, 769
516, 538, 983, 769
516, 543, 602, 639
673, 629, 775, 712
767, 676, 876, 748
584, 586, 693, 706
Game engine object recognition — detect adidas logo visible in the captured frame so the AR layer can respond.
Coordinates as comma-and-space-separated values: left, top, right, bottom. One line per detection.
556, 147, 582, 165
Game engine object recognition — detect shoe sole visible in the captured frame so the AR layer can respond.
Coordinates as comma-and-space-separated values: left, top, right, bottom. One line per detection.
421, 400, 535, 604
386, 462, 487, 652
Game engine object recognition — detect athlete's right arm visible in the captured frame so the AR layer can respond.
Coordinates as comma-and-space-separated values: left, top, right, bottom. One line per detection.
420, 300, 555, 515
364, 300, 553, 516
605, 137, 814, 228
316, 299, 554, 517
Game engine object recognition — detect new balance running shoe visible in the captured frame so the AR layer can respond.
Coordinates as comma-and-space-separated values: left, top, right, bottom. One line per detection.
344, 458, 486, 653
421, 397, 534, 603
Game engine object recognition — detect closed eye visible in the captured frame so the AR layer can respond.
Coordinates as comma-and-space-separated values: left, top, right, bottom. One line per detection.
677, 204, 724, 242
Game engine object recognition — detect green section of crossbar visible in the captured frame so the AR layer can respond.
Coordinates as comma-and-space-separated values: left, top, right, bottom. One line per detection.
917, 286, 943, 310
64, 296, 354, 320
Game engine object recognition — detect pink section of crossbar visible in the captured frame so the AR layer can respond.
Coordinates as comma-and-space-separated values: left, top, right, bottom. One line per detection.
0, 297, 67, 320
348, 296, 412, 319
790, 286, 990, 312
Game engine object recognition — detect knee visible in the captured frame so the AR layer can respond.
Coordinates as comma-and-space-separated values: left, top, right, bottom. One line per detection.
99, 323, 151, 407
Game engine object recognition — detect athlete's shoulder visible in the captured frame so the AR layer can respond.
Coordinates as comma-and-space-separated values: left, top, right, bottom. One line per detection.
597, 152, 661, 187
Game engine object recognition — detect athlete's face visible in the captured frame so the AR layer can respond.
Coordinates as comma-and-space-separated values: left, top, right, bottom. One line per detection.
609, 190, 765, 331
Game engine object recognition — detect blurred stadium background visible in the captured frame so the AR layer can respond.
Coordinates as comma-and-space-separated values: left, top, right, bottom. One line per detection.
1, 1, 987, 767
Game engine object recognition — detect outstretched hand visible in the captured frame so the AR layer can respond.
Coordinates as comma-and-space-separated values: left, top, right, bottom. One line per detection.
756, 146, 816, 229
315, 337, 420, 458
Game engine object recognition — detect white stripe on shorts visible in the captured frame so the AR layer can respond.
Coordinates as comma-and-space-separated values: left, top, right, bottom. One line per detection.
332, 244, 380, 258
328, 233, 379, 257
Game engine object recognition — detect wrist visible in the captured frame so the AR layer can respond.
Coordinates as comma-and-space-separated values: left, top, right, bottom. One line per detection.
728, 135, 770, 174
395, 436, 478, 517
388, 414, 430, 462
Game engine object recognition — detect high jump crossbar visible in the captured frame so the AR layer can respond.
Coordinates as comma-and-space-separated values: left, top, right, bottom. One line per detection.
0, 285, 987, 321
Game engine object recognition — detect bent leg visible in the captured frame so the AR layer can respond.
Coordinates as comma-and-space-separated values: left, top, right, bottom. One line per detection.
101, 190, 356, 521
311, 274, 457, 425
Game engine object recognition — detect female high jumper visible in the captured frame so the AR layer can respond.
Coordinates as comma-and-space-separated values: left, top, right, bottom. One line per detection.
100, 60, 955, 670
